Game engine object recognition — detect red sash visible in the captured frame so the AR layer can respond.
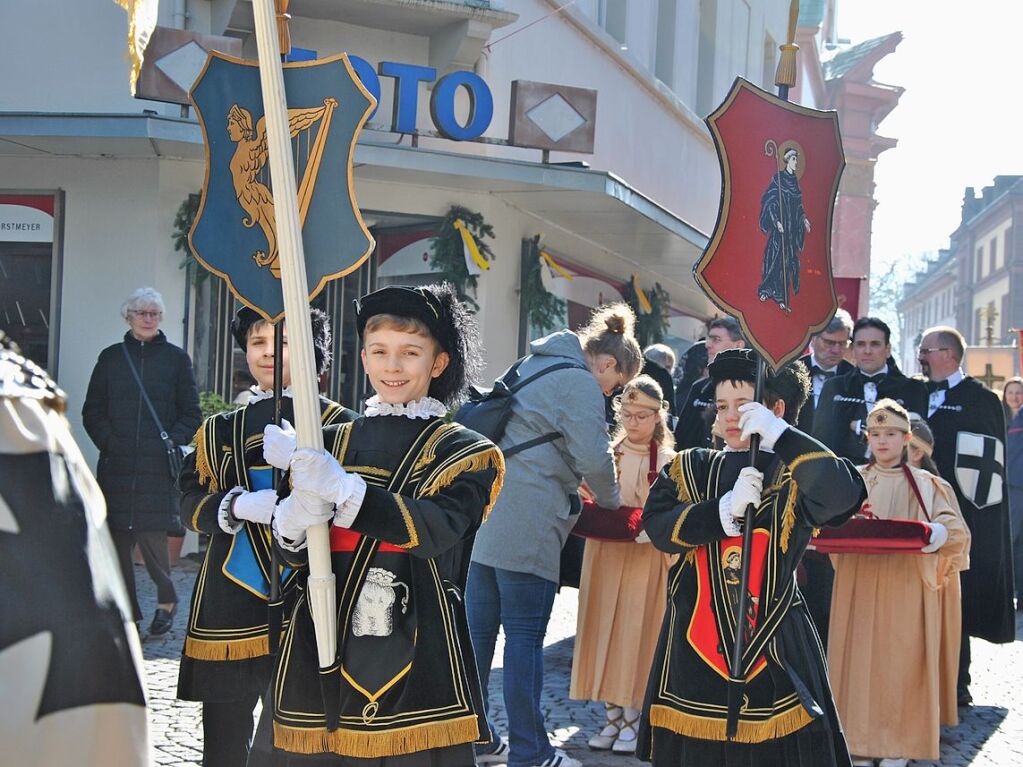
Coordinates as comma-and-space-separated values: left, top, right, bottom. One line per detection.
329, 526, 406, 553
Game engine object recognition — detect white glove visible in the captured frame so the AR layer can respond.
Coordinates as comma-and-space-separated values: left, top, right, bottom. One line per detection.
263, 420, 296, 471
921, 521, 948, 553
273, 488, 336, 549
232, 488, 277, 526
738, 402, 789, 450
290, 448, 360, 508
720, 467, 763, 536
635, 529, 651, 544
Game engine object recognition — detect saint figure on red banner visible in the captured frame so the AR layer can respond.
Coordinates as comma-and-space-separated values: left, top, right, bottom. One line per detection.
758, 142, 810, 313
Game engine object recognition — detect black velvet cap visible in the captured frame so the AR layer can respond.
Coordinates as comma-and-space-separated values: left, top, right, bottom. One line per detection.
353, 283, 482, 406
709, 348, 810, 422
231, 306, 332, 375
354, 286, 455, 353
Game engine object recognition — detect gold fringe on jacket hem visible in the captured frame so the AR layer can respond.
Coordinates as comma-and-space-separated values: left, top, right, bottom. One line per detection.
648, 703, 813, 744
184, 634, 268, 661
272, 714, 480, 757
421, 447, 506, 521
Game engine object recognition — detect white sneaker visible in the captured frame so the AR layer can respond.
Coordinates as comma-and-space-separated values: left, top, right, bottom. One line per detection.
532, 749, 582, 767
477, 737, 509, 765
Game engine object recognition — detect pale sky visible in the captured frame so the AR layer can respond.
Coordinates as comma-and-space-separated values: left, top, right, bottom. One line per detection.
834, 0, 1023, 275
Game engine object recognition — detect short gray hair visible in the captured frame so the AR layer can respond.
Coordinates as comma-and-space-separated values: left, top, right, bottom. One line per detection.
121, 287, 165, 320
815, 308, 853, 337
644, 343, 676, 373
922, 325, 966, 362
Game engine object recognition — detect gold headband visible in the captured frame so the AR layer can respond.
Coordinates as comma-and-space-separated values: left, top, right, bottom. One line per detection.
614, 388, 666, 412
866, 404, 910, 433
909, 434, 934, 457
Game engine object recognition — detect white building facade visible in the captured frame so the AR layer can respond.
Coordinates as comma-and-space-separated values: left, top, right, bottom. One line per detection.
1, 0, 801, 462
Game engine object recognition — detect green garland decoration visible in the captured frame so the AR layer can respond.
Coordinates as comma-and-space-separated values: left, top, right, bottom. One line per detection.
623, 277, 671, 347
172, 192, 207, 284
429, 205, 495, 311
521, 236, 567, 334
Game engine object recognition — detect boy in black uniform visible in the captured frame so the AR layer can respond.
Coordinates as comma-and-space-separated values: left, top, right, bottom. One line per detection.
177, 308, 354, 767
251, 283, 504, 766
640, 348, 865, 767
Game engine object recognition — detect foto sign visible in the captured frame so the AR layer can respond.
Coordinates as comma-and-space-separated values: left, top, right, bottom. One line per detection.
348, 57, 494, 141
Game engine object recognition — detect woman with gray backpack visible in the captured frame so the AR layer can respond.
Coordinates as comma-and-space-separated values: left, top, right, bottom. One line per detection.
466, 303, 643, 767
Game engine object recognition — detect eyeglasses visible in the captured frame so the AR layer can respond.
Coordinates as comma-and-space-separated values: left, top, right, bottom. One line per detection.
620, 409, 657, 423
132, 310, 162, 320
917, 347, 949, 356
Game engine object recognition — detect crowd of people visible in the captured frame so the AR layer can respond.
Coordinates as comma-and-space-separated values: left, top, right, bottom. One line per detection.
29, 283, 1017, 767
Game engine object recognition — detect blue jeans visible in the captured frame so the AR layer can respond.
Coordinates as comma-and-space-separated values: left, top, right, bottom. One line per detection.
466, 563, 558, 767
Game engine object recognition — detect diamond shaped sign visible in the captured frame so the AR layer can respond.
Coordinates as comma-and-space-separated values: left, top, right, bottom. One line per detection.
527, 94, 586, 143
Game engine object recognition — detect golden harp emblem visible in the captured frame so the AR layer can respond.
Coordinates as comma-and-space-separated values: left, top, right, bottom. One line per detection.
226, 97, 338, 277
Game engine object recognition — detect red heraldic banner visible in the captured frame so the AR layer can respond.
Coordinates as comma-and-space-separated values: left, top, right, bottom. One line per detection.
695, 78, 845, 370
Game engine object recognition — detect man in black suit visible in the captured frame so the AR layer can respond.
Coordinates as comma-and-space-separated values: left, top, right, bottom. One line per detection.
813, 317, 929, 463
920, 325, 1015, 705
795, 308, 854, 435
793, 309, 853, 649
673, 317, 745, 449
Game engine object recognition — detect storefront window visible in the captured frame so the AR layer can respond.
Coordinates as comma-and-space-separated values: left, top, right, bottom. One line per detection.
0, 193, 62, 372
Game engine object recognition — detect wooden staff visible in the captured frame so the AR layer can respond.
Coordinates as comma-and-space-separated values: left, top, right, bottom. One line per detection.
250, 0, 336, 670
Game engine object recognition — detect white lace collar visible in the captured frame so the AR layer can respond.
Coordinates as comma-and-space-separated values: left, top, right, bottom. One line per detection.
364, 395, 448, 419
247, 386, 293, 403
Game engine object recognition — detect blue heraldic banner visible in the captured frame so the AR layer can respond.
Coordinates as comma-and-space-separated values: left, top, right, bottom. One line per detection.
189, 52, 376, 320
223, 466, 292, 598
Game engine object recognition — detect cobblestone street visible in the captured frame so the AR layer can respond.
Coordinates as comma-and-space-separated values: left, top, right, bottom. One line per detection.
140, 559, 1023, 766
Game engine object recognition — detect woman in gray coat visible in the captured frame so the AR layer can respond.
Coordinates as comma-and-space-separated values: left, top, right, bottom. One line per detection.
468, 303, 643, 767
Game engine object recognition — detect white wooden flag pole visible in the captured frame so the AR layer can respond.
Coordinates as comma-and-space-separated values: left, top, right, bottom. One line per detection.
250, 0, 337, 669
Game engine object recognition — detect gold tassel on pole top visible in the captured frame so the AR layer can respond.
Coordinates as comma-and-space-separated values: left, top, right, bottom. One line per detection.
775, 0, 801, 91
275, 0, 292, 57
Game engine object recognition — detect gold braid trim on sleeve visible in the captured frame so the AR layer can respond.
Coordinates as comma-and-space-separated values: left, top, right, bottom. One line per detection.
392, 495, 419, 550
668, 455, 691, 502
647, 703, 813, 744
786, 450, 834, 474
780, 479, 799, 553
419, 446, 506, 522
194, 420, 217, 493
272, 714, 480, 758
669, 503, 695, 549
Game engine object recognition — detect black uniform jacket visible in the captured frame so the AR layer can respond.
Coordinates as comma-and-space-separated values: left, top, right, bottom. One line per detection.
267, 415, 504, 761
176, 395, 354, 701
794, 355, 854, 435
812, 366, 928, 462
639, 427, 865, 766
927, 377, 1015, 643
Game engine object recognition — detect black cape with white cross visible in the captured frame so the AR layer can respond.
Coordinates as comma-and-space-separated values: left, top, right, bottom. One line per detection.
927, 376, 1015, 643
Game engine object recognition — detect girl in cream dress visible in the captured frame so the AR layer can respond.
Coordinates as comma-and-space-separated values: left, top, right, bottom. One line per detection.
570, 375, 676, 754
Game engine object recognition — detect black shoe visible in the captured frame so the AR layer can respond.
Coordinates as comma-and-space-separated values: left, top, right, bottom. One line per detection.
149, 604, 177, 636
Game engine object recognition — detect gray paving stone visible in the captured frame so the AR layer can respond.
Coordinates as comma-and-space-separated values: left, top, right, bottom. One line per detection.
135, 558, 1023, 766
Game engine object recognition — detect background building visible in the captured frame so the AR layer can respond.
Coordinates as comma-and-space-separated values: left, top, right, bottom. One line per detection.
898, 175, 1023, 384
0, 0, 895, 464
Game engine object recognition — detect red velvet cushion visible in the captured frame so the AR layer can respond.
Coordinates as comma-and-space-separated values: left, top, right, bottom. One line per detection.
810, 517, 931, 555
571, 501, 645, 542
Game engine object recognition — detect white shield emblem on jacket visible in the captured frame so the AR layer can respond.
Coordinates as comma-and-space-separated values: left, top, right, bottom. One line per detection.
954, 431, 1004, 509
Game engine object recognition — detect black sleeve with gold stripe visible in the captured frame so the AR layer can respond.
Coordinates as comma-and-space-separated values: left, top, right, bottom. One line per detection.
642, 449, 729, 554
772, 426, 865, 528
351, 465, 498, 559
178, 412, 237, 534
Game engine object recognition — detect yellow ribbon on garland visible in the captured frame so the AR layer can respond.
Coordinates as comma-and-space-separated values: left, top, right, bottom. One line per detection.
540, 250, 573, 280
453, 219, 489, 273
633, 273, 653, 313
